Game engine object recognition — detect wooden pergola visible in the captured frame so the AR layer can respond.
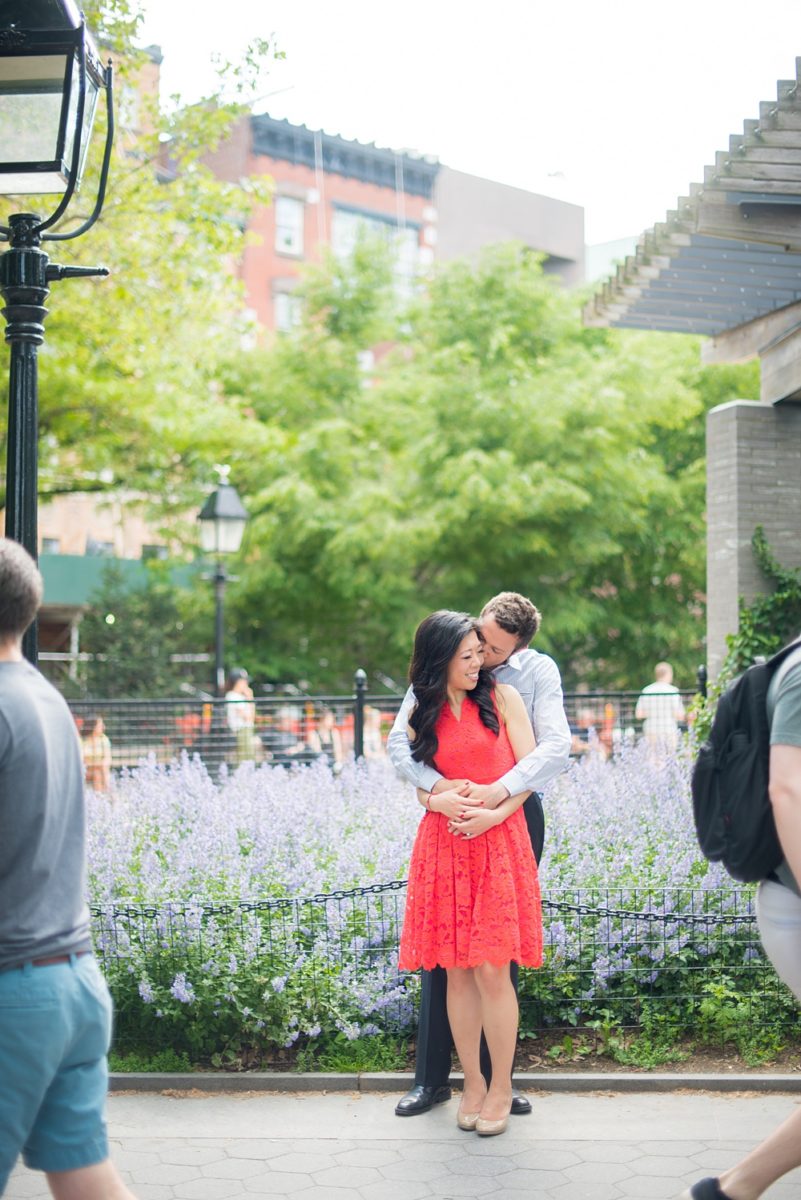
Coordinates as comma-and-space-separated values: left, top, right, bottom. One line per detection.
585, 59, 801, 670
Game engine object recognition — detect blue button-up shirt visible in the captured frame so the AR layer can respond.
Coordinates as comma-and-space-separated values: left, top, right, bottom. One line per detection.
386, 647, 571, 796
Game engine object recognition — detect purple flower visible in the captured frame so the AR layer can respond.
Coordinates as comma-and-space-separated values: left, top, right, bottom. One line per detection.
170, 973, 195, 1004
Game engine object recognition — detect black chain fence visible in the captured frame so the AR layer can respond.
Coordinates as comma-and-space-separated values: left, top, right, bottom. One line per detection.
91, 881, 798, 1058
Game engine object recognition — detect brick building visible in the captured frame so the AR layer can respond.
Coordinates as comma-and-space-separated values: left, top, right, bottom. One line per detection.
204, 112, 584, 331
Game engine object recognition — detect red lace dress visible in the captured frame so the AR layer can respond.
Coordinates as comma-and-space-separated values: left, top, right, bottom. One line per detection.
398, 693, 542, 970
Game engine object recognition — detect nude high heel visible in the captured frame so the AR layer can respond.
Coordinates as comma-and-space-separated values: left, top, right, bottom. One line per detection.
475, 1112, 510, 1136
456, 1108, 481, 1131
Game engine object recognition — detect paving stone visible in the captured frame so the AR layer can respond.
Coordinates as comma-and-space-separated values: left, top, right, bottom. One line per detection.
568, 1143, 643, 1164
106, 1149, 163, 1170
618, 1176, 682, 1198
392, 1142, 464, 1162
311, 1166, 383, 1188
161, 1148, 228, 1167
4, 1172, 48, 1198
425, 1175, 501, 1196
293, 1189, 363, 1200
447, 1155, 516, 1176
379, 1158, 451, 1183
201, 1159, 270, 1181
509, 1149, 582, 1170
225, 1142, 295, 1161
547, 1183, 626, 1200
267, 1153, 339, 1174
129, 1186, 176, 1200
633, 1154, 695, 1178
358, 1180, 434, 1200
637, 1142, 708, 1158
173, 1181, 243, 1200
494, 1167, 567, 1191
242, 1172, 313, 1194
131, 1164, 202, 1186
334, 1148, 400, 1168
564, 1161, 633, 1184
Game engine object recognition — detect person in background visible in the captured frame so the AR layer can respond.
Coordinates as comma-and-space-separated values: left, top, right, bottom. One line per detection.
362, 705, 386, 760
388, 591, 571, 1119
0, 538, 138, 1200
636, 661, 686, 752
224, 669, 261, 763
308, 707, 344, 770
81, 714, 112, 793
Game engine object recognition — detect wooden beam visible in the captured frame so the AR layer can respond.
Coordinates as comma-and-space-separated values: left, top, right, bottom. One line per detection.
760, 323, 801, 403
695, 200, 801, 249
700, 299, 801, 364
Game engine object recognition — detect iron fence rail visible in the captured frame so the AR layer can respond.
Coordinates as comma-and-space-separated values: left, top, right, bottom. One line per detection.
91, 882, 798, 1054
68, 688, 698, 773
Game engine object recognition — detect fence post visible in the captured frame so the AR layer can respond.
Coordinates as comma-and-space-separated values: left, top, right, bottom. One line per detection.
353, 668, 367, 758
696, 663, 708, 699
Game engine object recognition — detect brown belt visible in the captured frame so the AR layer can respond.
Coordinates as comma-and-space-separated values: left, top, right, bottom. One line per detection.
2, 950, 91, 972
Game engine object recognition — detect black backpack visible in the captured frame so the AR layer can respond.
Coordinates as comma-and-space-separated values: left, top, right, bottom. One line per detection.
691, 639, 801, 883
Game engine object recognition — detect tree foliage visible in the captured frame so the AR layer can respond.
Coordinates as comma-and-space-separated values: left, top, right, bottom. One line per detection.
0, 0, 278, 529
219, 244, 758, 691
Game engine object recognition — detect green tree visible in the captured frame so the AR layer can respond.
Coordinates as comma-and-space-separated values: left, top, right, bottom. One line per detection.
220, 243, 758, 690
79, 561, 211, 698
1, 0, 278, 526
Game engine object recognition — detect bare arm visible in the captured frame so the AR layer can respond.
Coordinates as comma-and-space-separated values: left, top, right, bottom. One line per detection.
769, 743, 801, 886
450, 686, 533, 837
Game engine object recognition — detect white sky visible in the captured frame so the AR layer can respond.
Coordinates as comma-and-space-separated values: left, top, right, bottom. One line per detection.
138, 0, 801, 245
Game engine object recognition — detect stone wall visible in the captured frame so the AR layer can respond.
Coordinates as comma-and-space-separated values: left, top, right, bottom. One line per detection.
706, 400, 801, 675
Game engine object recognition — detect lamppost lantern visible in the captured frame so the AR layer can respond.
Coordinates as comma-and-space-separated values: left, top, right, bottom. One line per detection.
1, 0, 114, 665
0, 0, 105, 197
198, 470, 249, 697
198, 475, 249, 558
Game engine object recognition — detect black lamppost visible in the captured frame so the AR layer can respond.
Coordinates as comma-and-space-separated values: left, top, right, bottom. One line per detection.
198, 469, 249, 696
0, 0, 114, 663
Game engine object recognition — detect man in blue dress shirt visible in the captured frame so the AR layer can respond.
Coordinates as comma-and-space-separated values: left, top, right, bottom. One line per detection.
387, 591, 571, 1117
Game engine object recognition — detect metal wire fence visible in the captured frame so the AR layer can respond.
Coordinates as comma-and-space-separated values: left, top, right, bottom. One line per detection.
69, 688, 698, 774
91, 881, 799, 1056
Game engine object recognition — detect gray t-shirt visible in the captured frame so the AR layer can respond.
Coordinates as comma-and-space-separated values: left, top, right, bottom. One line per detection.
0, 659, 91, 970
767, 646, 801, 894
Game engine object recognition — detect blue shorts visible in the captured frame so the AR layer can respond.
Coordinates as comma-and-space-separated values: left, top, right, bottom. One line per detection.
0, 954, 112, 1193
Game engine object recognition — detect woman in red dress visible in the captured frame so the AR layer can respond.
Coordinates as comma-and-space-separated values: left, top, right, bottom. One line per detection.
398, 610, 542, 1136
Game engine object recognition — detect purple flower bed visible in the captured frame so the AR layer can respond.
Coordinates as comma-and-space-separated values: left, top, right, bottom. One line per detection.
88, 743, 779, 1059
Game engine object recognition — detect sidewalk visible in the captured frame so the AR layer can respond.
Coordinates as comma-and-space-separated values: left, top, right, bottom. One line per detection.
7, 1078, 801, 1200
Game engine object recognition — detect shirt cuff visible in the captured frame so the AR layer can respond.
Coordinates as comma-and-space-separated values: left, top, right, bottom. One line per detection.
499, 766, 526, 797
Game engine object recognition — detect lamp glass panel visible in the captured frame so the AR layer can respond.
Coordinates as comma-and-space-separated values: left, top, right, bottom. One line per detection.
217, 517, 246, 555
62, 55, 100, 188
199, 519, 221, 555
0, 54, 69, 167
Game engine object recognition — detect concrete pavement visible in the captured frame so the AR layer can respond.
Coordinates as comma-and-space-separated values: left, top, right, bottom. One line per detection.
7, 1081, 801, 1200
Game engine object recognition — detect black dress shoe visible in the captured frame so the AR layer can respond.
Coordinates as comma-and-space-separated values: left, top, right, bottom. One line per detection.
510, 1089, 532, 1116
394, 1084, 452, 1116
680, 1180, 733, 1200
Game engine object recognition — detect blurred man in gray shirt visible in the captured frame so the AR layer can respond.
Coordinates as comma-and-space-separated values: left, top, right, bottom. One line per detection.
0, 538, 136, 1200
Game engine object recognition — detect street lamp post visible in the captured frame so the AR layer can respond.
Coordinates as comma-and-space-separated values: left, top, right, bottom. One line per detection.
198, 470, 249, 696
0, 0, 114, 664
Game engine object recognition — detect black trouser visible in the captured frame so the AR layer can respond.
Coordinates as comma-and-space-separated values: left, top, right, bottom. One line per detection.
412, 791, 545, 1088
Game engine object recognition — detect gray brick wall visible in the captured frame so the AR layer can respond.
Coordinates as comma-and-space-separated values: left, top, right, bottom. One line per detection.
707, 400, 801, 675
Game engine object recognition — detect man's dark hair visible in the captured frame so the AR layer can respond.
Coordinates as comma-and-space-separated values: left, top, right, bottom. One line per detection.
0, 538, 43, 641
480, 591, 541, 648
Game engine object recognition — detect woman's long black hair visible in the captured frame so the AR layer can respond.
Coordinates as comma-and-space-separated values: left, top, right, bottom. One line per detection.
409, 610, 499, 766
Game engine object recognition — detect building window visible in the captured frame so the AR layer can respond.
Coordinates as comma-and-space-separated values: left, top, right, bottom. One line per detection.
273, 290, 303, 333
41, 537, 60, 554
85, 538, 115, 557
331, 207, 420, 297
275, 196, 304, 257
141, 544, 168, 561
